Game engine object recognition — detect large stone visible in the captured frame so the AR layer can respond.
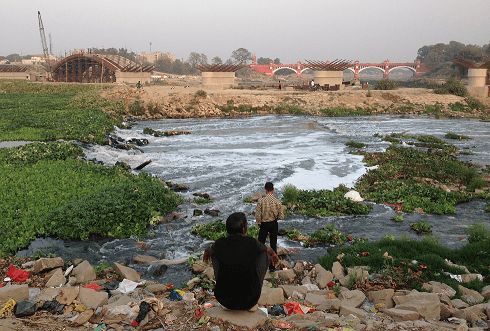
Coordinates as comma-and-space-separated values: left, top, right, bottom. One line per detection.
453, 304, 488, 324
279, 285, 308, 298
44, 268, 66, 288
422, 281, 457, 298
460, 274, 483, 283
458, 285, 484, 305
315, 264, 333, 289
440, 303, 454, 320
393, 292, 440, 320
452, 299, 470, 309
145, 283, 168, 294
32, 257, 64, 274
106, 294, 133, 308
203, 267, 215, 281
258, 287, 285, 305
0, 285, 29, 305
37, 288, 61, 303
72, 309, 94, 326
276, 269, 296, 283
368, 289, 395, 309
113, 262, 140, 282
78, 287, 108, 309
305, 293, 340, 311
347, 266, 369, 282
339, 289, 366, 308
293, 261, 304, 274
481, 285, 490, 300
57, 286, 80, 305
191, 261, 207, 273
384, 308, 420, 321
206, 307, 268, 329
332, 261, 345, 279
339, 305, 368, 319
133, 255, 158, 264
72, 260, 96, 284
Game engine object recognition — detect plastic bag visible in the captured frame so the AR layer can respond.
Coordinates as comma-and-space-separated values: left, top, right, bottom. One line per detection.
283, 301, 310, 315
169, 289, 185, 301
117, 279, 141, 294
6, 265, 29, 282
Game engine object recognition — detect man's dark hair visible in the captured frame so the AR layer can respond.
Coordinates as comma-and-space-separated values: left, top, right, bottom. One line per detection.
226, 212, 247, 235
264, 182, 274, 192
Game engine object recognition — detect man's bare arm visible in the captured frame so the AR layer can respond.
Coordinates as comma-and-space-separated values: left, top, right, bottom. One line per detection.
203, 246, 213, 264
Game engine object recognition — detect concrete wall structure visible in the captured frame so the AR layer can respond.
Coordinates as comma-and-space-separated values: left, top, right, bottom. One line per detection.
467, 68, 489, 98
201, 72, 235, 89
0, 72, 31, 80
313, 71, 344, 89
115, 71, 151, 84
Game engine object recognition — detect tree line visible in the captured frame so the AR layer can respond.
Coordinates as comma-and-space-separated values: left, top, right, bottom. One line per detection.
417, 41, 490, 68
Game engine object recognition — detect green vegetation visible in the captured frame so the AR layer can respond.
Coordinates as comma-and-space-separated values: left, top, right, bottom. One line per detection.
445, 132, 471, 140
357, 137, 487, 214
194, 90, 207, 98
346, 140, 366, 149
319, 107, 371, 117
392, 214, 404, 223
282, 184, 371, 217
0, 142, 182, 256
449, 97, 486, 113
410, 221, 433, 234
191, 221, 258, 241
0, 81, 122, 143
275, 104, 305, 115
486, 204, 490, 213
424, 103, 444, 117
320, 225, 490, 290
306, 224, 350, 247
193, 197, 214, 205
374, 80, 398, 90
434, 79, 468, 97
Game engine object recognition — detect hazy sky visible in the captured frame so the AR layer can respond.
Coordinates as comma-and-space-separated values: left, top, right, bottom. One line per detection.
1, 0, 489, 63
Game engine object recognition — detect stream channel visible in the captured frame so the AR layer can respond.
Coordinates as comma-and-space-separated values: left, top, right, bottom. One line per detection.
18, 115, 490, 285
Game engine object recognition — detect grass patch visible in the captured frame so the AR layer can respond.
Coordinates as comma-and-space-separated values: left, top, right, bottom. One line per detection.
305, 224, 351, 247
320, 225, 490, 290
191, 221, 259, 241
410, 221, 433, 235
346, 140, 366, 149
445, 132, 471, 140
0, 80, 122, 143
392, 214, 404, 223
274, 104, 305, 115
375, 80, 398, 90
434, 79, 468, 97
319, 107, 371, 117
424, 103, 444, 117
194, 90, 207, 98
282, 184, 371, 217
193, 197, 214, 205
0, 142, 182, 256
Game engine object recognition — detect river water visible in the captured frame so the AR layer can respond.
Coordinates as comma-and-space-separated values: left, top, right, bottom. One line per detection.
18, 116, 490, 284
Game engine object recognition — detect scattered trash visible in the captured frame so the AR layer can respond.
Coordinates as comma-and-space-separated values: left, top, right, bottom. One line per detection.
271, 320, 294, 329
0, 299, 16, 318
302, 284, 319, 291
283, 302, 310, 315
14, 301, 37, 318
327, 281, 336, 288
134, 160, 152, 171
84, 283, 103, 291
93, 323, 107, 331
258, 307, 268, 317
6, 264, 30, 282
73, 302, 87, 313
183, 292, 195, 301
169, 289, 185, 301
197, 315, 210, 325
3, 277, 11, 282
117, 278, 141, 294
194, 308, 204, 319
269, 304, 286, 316
344, 190, 364, 202
448, 273, 463, 282
64, 265, 74, 277
131, 301, 151, 327
202, 302, 214, 309
0, 284, 4, 288
103, 280, 119, 291
41, 300, 65, 315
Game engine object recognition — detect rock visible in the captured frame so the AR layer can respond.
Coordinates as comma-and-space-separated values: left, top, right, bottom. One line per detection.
332, 261, 345, 279
305, 293, 341, 311
44, 268, 66, 288
445, 260, 470, 274
133, 255, 158, 264
57, 286, 80, 305
192, 261, 208, 273
481, 285, 490, 300
37, 288, 61, 303
452, 299, 470, 309
368, 289, 395, 309
106, 294, 132, 307
339, 304, 368, 319
293, 261, 304, 274
193, 209, 203, 216
113, 262, 140, 282
461, 274, 483, 283
78, 288, 108, 309
277, 247, 289, 256
258, 287, 285, 305
347, 266, 369, 282
393, 292, 441, 320
344, 190, 364, 202
276, 269, 296, 283
203, 267, 215, 281
32, 257, 64, 274
0, 285, 29, 305
205, 307, 268, 329
384, 308, 421, 321
440, 303, 454, 320
454, 304, 489, 324
422, 281, 457, 298
204, 209, 220, 217
315, 264, 333, 289
145, 283, 168, 294
72, 260, 96, 284
148, 264, 167, 277
72, 309, 94, 326
14, 301, 37, 317
339, 289, 366, 308
279, 285, 308, 298
301, 276, 312, 285
458, 285, 484, 305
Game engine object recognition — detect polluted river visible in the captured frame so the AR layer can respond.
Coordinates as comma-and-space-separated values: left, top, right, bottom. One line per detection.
18, 115, 490, 285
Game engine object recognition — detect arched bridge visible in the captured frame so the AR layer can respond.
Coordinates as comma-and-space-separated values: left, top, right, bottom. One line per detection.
250, 60, 429, 80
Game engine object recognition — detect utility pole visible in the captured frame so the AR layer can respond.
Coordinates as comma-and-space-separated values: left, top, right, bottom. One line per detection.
49, 33, 53, 55
149, 42, 152, 53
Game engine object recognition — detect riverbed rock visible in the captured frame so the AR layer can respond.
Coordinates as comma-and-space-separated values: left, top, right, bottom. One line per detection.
72, 309, 94, 326
72, 260, 96, 284
481, 285, 490, 300
344, 190, 364, 202
393, 292, 441, 320
339, 289, 366, 308
37, 288, 61, 303
461, 273, 483, 283
203, 267, 215, 280
78, 288, 108, 309
339, 304, 368, 319
347, 266, 369, 282
192, 261, 208, 273
204, 208, 220, 217
293, 261, 304, 274
44, 268, 66, 288
422, 281, 457, 298
32, 257, 64, 274
454, 304, 489, 324
206, 307, 268, 329
56, 286, 79, 305
113, 263, 140, 282
332, 261, 345, 279
368, 289, 395, 309
459, 285, 484, 305
305, 293, 340, 311
258, 287, 285, 305
315, 264, 333, 289
277, 269, 296, 283
384, 308, 421, 321
193, 209, 203, 217
0, 285, 29, 305
145, 283, 168, 294
279, 285, 308, 298
133, 255, 158, 264
452, 299, 470, 309
14, 301, 37, 318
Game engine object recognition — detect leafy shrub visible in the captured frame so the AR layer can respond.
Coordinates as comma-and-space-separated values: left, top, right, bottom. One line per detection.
410, 221, 433, 234
375, 80, 398, 90
445, 132, 471, 140
319, 107, 371, 117
424, 104, 444, 116
306, 224, 349, 247
434, 79, 468, 97
129, 99, 145, 116
191, 221, 258, 241
346, 140, 366, 149
0, 142, 83, 165
467, 223, 490, 243
465, 96, 485, 110
392, 214, 404, 222
194, 90, 207, 98
194, 197, 214, 205
449, 102, 469, 112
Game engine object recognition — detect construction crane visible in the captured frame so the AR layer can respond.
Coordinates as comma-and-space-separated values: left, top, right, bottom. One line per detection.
37, 11, 51, 77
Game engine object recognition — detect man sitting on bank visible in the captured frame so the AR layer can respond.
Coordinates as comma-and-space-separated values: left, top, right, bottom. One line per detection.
204, 212, 278, 311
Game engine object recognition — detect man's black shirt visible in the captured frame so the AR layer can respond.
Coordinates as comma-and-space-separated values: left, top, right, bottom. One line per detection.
211, 234, 266, 310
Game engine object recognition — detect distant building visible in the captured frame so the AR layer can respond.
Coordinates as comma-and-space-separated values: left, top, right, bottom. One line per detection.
137, 51, 176, 64
21, 54, 57, 65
